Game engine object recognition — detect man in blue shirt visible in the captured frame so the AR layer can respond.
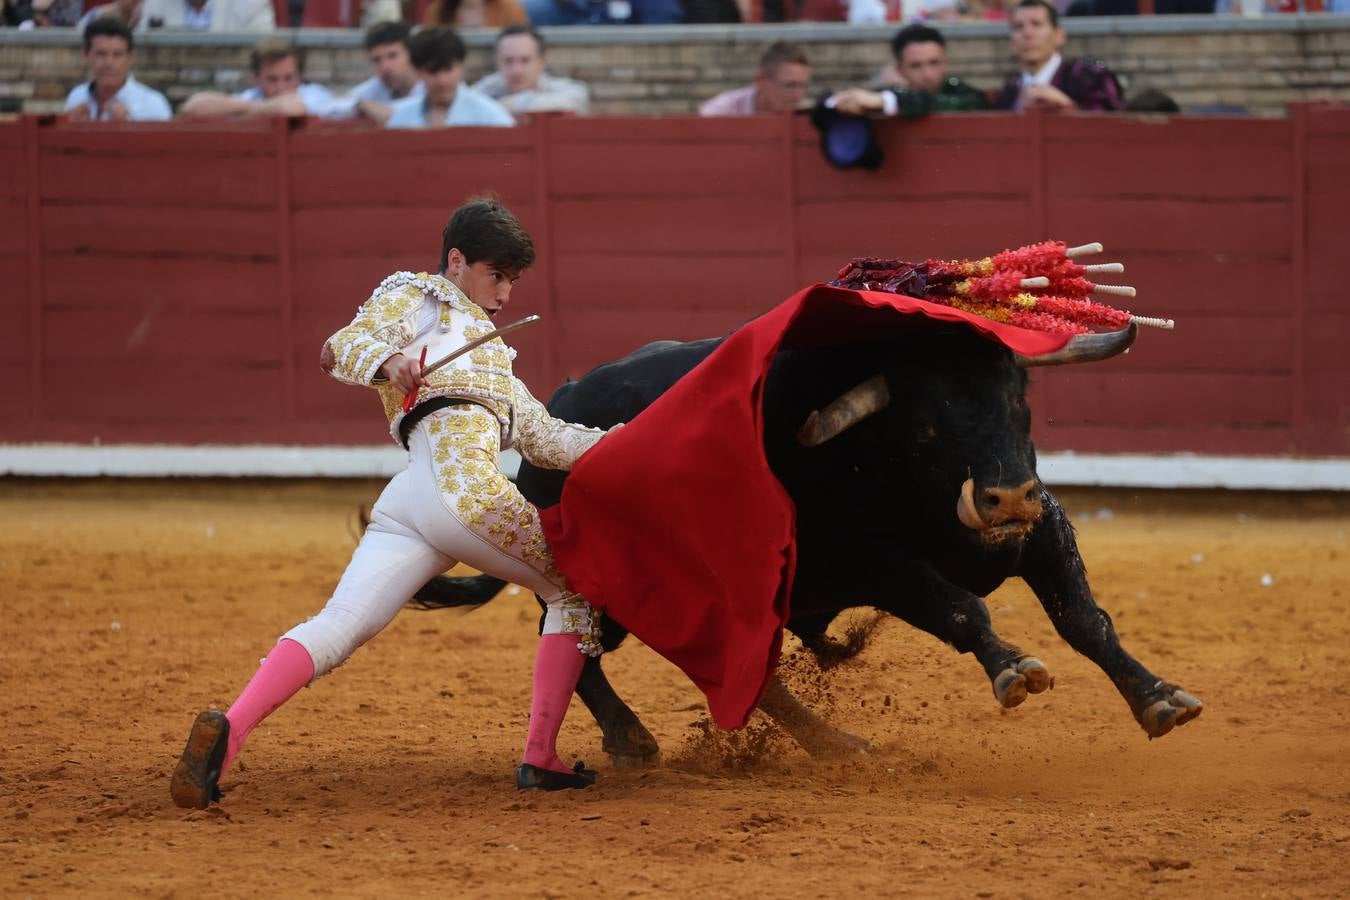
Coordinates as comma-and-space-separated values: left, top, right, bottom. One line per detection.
64, 17, 171, 122
386, 28, 514, 129
327, 21, 426, 125
181, 37, 337, 119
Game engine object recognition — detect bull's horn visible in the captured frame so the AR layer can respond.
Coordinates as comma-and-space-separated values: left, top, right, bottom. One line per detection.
1015, 323, 1138, 368
797, 374, 890, 447
957, 478, 985, 530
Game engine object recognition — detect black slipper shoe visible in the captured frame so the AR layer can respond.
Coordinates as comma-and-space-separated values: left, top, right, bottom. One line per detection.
170, 710, 229, 809
515, 761, 598, 791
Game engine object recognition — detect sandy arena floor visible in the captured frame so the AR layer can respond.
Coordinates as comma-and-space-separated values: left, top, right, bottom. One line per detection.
2, 479, 1348, 898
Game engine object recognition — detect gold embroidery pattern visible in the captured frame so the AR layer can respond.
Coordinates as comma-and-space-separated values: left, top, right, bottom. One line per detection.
423, 405, 560, 585
510, 378, 609, 471
558, 592, 604, 657
324, 270, 528, 445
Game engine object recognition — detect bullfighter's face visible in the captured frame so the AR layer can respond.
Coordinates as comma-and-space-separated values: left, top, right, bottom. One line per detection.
444, 248, 522, 319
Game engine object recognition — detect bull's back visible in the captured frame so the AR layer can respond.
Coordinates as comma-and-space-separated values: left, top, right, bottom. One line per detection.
515, 338, 725, 508
545, 338, 724, 427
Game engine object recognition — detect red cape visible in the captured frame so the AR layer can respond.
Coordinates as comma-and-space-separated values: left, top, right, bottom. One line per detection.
538, 285, 1071, 729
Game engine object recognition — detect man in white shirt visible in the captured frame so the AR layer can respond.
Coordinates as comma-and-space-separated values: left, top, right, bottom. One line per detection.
328, 21, 425, 125
386, 27, 514, 129
64, 17, 171, 122
471, 26, 590, 117
139, 0, 274, 30
181, 37, 338, 119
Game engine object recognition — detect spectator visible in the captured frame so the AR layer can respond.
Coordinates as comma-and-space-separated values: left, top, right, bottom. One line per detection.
329, 21, 425, 125
472, 26, 590, 116
63, 17, 171, 121
832, 24, 986, 118
77, 0, 144, 29
181, 38, 337, 119
423, 0, 527, 28
7, 0, 84, 27
700, 41, 811, 117
386, 27, 515, 129
521, 0, 683, 26
1125, 88, 1181, 113
993, 0, 1124, 112
140, 0, 275, 31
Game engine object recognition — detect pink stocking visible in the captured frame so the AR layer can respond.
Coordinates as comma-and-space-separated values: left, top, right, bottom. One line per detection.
222, 638, 315, 773
521, 634, 586, 774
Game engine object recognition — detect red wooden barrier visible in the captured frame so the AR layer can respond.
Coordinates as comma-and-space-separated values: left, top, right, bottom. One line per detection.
5, 109, 1347, 457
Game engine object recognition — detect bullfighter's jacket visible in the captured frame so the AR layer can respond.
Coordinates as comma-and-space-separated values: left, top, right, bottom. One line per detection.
321, 270, 605, 469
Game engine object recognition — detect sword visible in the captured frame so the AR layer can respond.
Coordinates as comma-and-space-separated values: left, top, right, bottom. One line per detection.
420, 314, 541, 378
384, 314, 542, 410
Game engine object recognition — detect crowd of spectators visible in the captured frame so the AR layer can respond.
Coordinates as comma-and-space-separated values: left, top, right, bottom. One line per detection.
33, 0, 1339, 127
6, 0, 1347, 29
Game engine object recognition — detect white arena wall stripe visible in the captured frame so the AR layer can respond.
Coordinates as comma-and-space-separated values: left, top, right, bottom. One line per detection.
1, 445, 1347, 490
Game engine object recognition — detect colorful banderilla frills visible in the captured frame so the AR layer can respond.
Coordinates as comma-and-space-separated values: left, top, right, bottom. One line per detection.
831, 240, 1174, 335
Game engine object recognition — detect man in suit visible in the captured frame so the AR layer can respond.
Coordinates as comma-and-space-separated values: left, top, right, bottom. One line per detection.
993, 0, 1124, 112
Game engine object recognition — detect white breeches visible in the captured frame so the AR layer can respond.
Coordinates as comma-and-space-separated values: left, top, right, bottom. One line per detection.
284, 404, 600, 678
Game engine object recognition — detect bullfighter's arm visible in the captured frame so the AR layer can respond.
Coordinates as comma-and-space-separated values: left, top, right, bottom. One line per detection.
509, 376, 613, 471
319, 284, 422, 387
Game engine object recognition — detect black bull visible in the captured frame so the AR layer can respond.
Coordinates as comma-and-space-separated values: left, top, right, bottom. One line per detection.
411, 323, 1203, 762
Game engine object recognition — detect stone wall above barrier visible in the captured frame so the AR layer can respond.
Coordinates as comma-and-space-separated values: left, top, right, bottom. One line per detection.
3, 17, 1350, 118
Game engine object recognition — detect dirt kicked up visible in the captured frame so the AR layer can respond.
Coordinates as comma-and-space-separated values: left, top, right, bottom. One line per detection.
2, 479, 1348, 898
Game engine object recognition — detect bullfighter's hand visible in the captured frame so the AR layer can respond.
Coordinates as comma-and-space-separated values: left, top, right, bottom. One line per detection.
380, 354, 428, 394
830, 88, 886, 116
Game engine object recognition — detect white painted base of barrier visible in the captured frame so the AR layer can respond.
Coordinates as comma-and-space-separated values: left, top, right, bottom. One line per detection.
1, 444, 1347, 490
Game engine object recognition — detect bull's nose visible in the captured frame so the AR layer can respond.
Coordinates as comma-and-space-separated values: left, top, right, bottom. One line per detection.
978, 479, 1043, 525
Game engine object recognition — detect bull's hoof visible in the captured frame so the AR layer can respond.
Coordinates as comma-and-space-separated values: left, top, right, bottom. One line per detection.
993, 668, 1028, 708
609, 750, 662, 770
801, 726, 871, 759
1141, 688, 1204, 739
1017, 657, 1055, 694
994, 658, 1054, 709
601, 720, 662, 768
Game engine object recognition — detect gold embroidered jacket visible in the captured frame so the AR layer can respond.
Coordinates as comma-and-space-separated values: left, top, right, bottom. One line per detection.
321, 271, 606, 469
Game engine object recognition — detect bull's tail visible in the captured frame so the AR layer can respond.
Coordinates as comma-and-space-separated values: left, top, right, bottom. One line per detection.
408, 574, 509, 610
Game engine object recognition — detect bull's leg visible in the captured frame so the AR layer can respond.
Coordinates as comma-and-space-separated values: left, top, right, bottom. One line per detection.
790, 610, 871, 669
1017, 492, 1203, 739
858, 561, 1054, 709
757, 675, 871, 757
572, 650, 662, 768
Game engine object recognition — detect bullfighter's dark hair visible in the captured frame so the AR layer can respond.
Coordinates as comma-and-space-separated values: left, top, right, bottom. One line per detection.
439, 198, 536, 275
890, 24, 945, 62
364, 20, 412, 51
83, 16, 134, 53
409, 27, 467, 73
758, 40, 809, 75
1014, 0, 1060, 28
497, 24, 546, 54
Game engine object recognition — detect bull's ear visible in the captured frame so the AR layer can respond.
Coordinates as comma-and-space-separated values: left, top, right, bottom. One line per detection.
796, 374, 890, 447
1015, 323, 1137, 367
